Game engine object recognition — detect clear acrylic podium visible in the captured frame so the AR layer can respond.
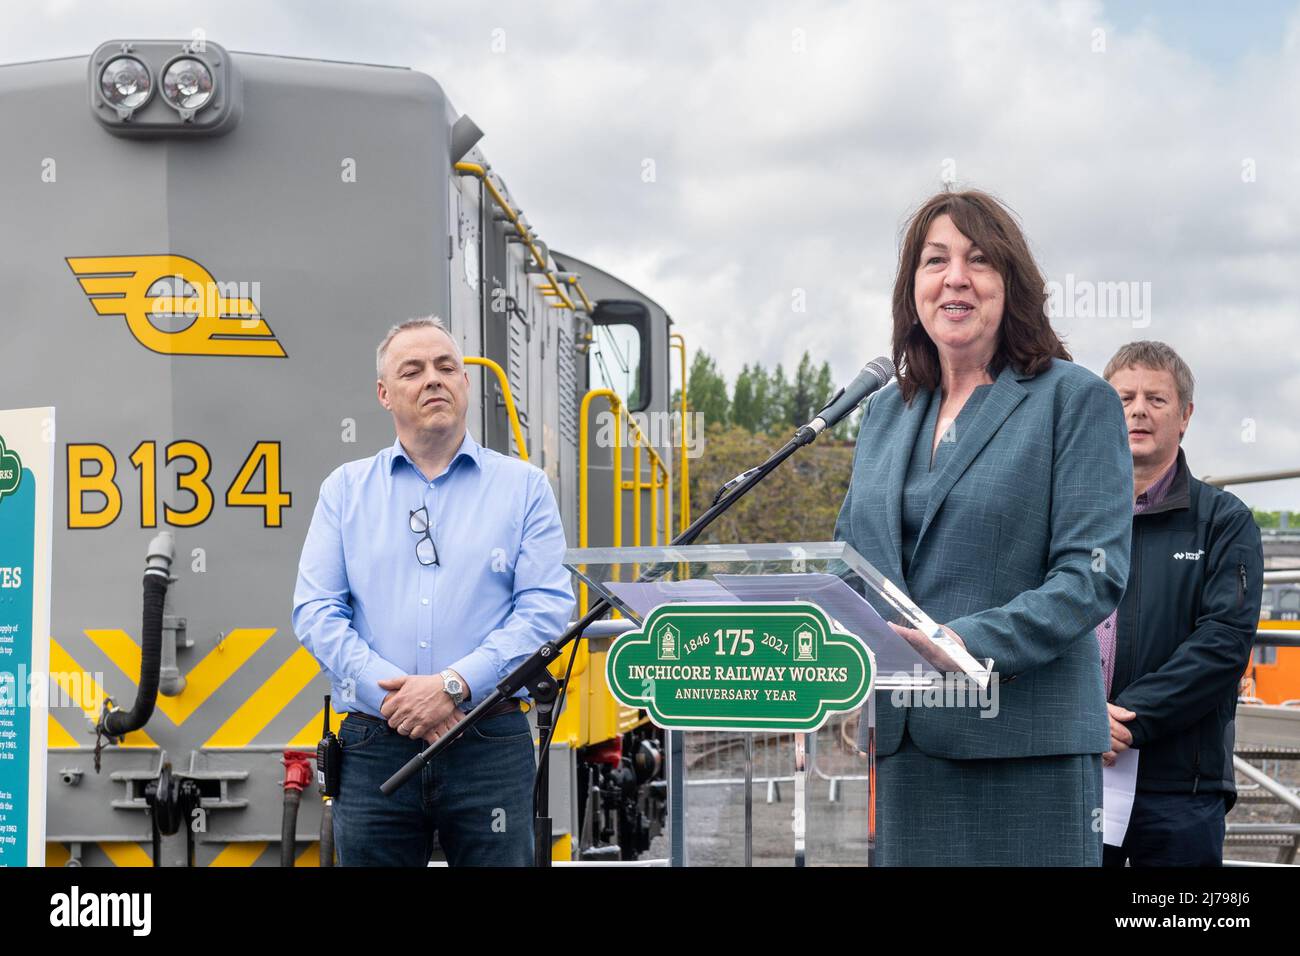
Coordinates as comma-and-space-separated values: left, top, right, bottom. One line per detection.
564, 541, 991, 867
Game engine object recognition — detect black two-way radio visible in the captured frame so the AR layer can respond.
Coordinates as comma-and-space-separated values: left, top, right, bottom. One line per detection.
316, 695, 341, 798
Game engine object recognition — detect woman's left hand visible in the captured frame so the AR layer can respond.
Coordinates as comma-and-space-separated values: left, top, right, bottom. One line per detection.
887, 621, 968, 673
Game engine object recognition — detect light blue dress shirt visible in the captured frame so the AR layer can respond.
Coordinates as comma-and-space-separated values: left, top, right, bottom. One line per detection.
292, 430, 575, 717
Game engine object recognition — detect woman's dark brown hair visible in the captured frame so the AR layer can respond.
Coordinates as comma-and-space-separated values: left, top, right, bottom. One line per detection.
891, 189, 1070, 403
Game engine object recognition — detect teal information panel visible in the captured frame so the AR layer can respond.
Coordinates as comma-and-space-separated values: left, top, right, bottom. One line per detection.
0, 409, 54, 867
0, 460, 35, 863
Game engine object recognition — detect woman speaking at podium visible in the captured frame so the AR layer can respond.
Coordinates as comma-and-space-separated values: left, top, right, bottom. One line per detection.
834, 189, 1132, 865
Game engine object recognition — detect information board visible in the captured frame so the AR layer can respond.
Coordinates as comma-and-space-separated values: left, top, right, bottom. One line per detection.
0, 407, 55, 867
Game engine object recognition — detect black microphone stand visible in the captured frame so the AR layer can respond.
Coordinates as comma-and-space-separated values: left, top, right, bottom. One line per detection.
380, 414, 845, 865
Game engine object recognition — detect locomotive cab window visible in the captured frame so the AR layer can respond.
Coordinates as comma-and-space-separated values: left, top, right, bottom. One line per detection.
588, 300, 650, 412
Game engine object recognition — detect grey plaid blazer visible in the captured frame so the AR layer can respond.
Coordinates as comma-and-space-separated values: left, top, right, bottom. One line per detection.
835, 358, 1133, 758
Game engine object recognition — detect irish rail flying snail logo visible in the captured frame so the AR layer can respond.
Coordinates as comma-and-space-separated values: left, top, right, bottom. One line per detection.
0, 436, 22, 504
66, 255, 286, 357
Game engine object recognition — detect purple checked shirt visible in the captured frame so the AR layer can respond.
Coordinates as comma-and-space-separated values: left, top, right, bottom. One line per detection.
1097, 458, 1178, 698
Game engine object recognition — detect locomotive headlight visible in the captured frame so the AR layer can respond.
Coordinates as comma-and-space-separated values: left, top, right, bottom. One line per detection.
99, 56, 153, 110
89, 40, 240, 136
161, 57, 214, 113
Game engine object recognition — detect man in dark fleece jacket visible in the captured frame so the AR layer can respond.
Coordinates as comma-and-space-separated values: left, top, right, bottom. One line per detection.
1100, 341, 1264, 867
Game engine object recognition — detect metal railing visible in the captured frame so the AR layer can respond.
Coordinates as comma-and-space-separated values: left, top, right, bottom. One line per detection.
1227, 751, 1300, 865
1229, 619, 1300, 865
454, 161, 594, 313
669, 332, 690, 536
1201, 467, 1300, 488
682, 714, 868, 799
463, 356, 528, 462
577, 388, 672, 614
673, 718, 873, 866
1254, 627, 1300, 648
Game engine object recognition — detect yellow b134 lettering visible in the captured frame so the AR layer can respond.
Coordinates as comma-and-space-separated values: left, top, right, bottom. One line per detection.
68, 440, 291, 529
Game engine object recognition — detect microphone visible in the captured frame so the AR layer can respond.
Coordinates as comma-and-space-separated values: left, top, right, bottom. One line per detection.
804, 356, 895, 438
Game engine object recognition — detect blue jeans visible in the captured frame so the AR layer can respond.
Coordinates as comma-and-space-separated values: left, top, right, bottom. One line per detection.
1103, 790, 1227, 867
332, 710, 536, 866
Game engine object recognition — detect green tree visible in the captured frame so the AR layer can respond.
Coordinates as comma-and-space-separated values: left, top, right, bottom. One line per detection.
766, 363, 792, 431
1252, 509, 1297, 530
687, 350, 730, 428
750, 363, 771, 426
688, 423, 855, 544
731, 363, 762, 432
788, 351, 819, 426
831, 405, 864, 443
814, 361, 835, 410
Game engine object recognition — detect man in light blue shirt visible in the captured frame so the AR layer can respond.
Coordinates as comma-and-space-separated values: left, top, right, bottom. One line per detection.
293, 316, 574, 866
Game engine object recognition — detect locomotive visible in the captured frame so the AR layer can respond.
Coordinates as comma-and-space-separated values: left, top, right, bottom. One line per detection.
0, 38, 681, 865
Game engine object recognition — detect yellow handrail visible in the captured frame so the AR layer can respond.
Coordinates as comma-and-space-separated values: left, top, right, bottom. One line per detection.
579, 389, 620, 618
619, 410, 671, 553
578, 389, 672, 614
455, 161, 599, 314
669, 332, 690, 534
566, 275, 595, 313
463, 356, 529, 462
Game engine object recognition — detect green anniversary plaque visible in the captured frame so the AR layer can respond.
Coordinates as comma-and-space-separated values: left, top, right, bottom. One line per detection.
606, 602, 874, 733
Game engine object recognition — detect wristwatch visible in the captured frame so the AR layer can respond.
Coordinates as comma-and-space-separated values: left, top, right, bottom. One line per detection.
440, 669, 466, 706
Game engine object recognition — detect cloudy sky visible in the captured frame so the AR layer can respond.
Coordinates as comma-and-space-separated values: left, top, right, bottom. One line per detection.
6, 0, 1299, 509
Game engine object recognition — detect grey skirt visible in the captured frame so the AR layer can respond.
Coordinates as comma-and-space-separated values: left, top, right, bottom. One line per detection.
876, 733, 1103, 866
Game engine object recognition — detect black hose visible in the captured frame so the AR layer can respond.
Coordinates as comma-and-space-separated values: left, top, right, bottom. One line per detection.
320, 800, 335, 867
101, 572, 167, 737
281, 787, 301, 867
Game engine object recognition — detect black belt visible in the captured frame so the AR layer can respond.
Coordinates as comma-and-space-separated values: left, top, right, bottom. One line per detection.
347, 698, 521, 724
